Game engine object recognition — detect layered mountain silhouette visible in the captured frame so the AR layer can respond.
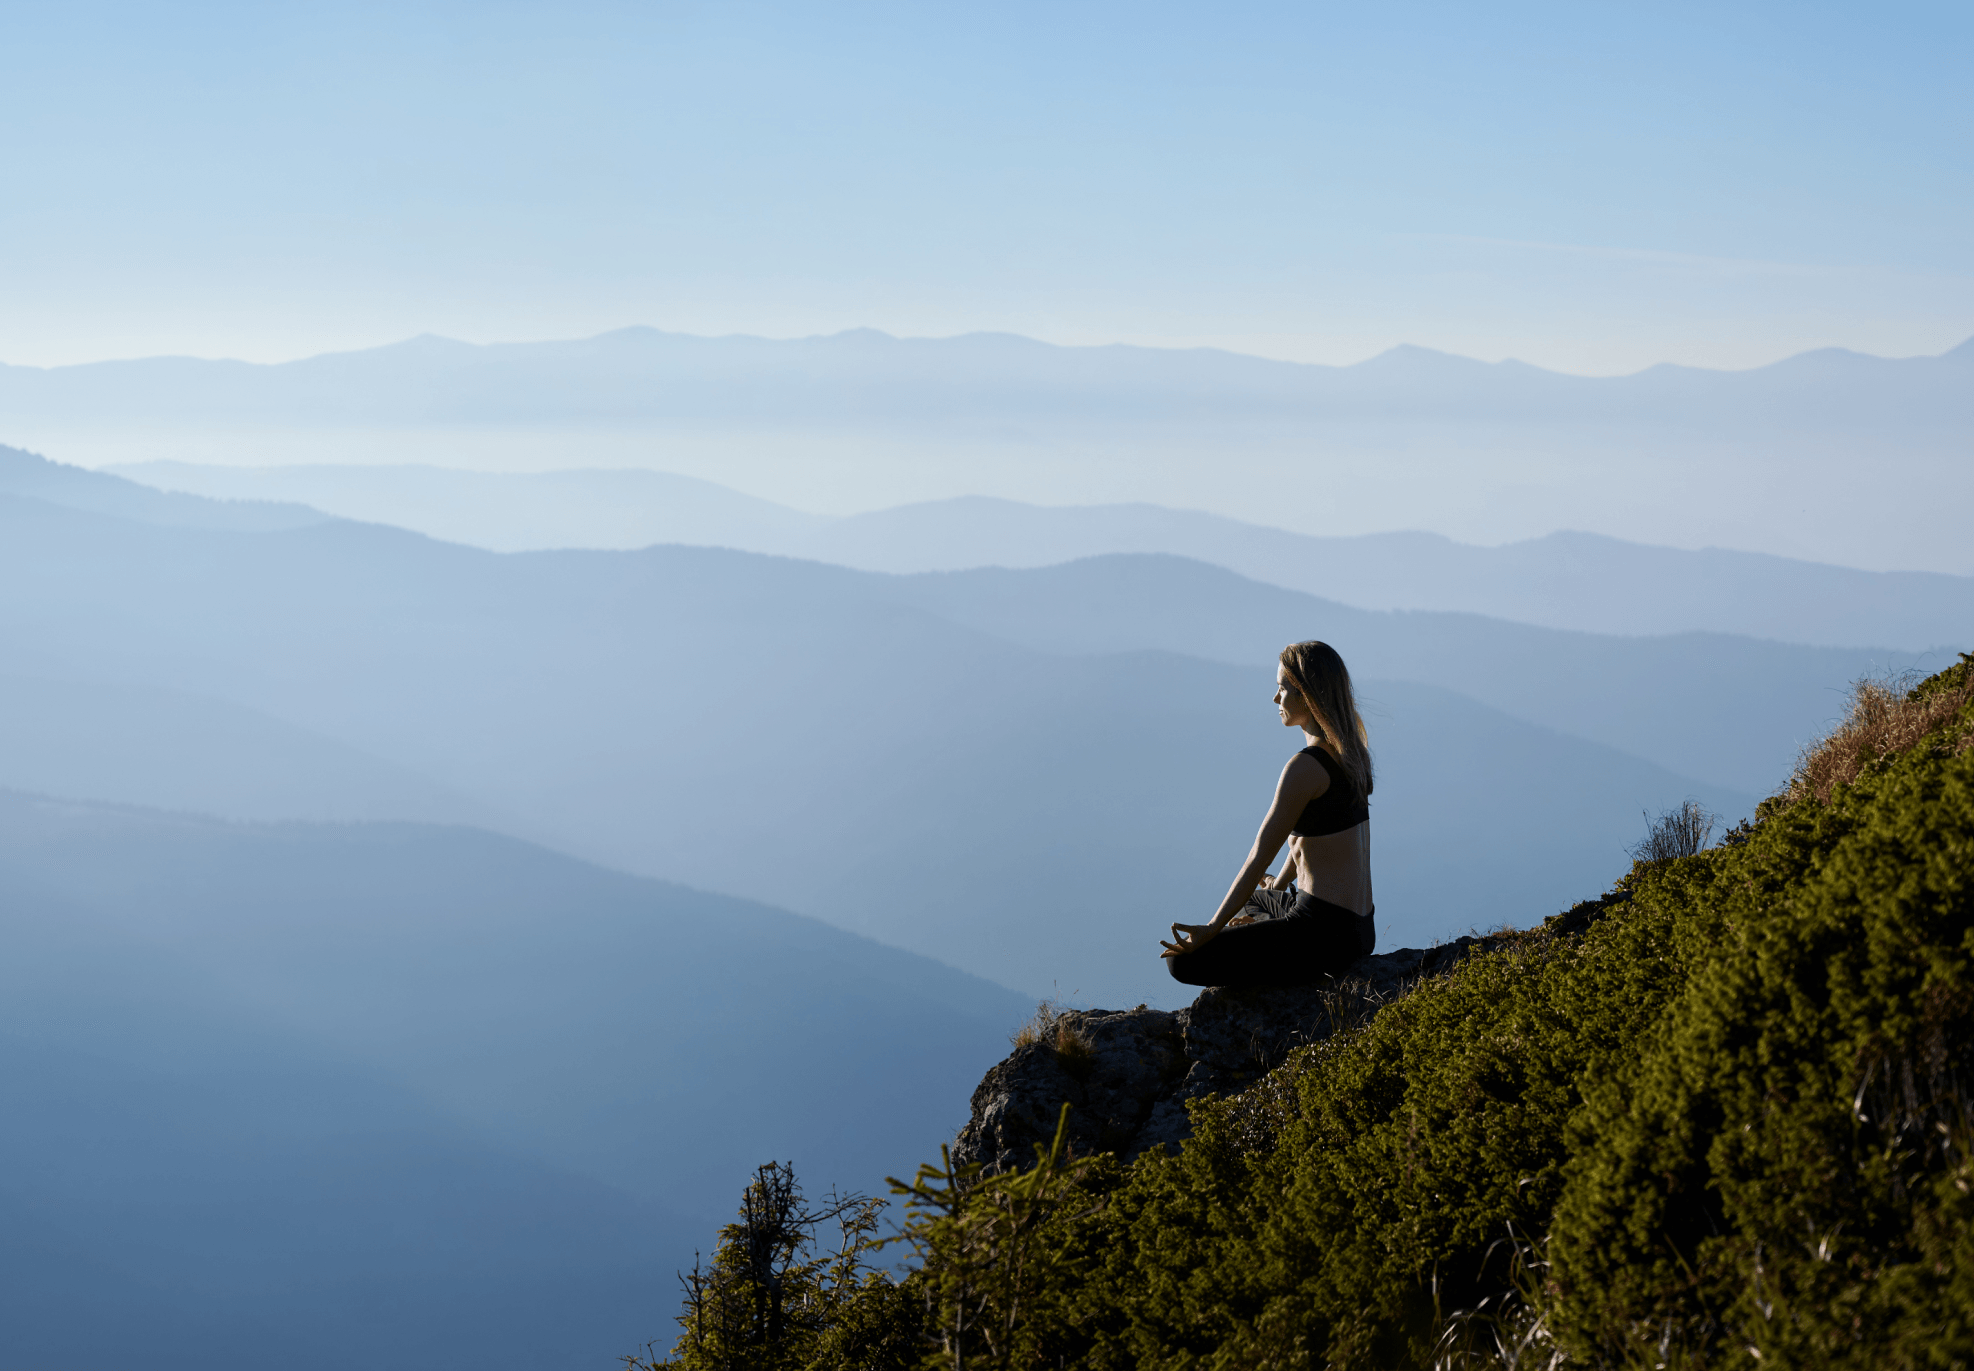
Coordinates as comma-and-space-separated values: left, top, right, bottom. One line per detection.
0, 441, 328, 532
7, 327, 1971, 425
8, 324, 1970, 569
0, 436, 1952, 1368
111, 460, 1974, 651
0, 792, 1025, 1371
1, 454, 1920, 1003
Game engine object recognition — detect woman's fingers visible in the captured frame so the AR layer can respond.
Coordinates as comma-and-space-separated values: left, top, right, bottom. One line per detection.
1162, 922, 1219, 958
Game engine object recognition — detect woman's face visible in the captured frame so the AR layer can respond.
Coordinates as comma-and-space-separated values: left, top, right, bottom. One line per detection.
1274, 666, 1312, 729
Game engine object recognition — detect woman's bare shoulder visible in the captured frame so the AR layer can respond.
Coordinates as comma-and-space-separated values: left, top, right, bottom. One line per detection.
1279, 747, 1331, 795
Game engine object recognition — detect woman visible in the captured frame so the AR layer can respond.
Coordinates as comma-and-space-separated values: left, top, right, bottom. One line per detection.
1160, 640, 1376, 988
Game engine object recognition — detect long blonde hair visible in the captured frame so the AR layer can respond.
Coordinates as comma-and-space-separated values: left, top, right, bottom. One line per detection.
1279, 640, 1373, 796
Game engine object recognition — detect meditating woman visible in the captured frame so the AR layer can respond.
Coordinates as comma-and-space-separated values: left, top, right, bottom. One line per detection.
1160, 639, 1375, 987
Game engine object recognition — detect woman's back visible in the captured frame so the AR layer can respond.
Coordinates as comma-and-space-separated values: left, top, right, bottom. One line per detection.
1288, 744, 1373, 916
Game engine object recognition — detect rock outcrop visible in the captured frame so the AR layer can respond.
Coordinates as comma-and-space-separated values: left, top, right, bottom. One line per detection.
952, 899, 1612, 1174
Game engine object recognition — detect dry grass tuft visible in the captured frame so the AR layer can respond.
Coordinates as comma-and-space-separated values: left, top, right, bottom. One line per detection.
1310, 975, 1390, 1042
1628, 800, 1716, 864
1789, 660, 1974, 805
1011, 998, 1095, 1072
1051, 1020, 1095, 1076
1009, 997, 1066, 1049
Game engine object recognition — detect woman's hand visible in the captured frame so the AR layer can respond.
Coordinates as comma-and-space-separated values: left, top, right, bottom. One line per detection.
1160, 922, 1220, 959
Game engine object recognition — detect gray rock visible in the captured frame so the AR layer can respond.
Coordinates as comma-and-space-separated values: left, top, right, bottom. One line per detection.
951, 933, 1543, 1175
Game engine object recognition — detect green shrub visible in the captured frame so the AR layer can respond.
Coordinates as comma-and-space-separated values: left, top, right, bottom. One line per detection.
1048, 880, 1698, 1369
1551, 655, 1974, 1367
888, 1104, 1112, 1368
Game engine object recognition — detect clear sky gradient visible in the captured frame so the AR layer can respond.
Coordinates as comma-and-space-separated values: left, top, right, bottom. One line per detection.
5, 0, 1970, 373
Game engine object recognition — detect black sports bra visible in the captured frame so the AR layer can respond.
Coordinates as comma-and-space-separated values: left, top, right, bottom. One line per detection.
1291, 745, 1369, 837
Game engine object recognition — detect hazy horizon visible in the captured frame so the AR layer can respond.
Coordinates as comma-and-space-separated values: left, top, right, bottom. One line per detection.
9, 2, 1971, 373
11, 322, 1970, 381
12, 321, 1969, 573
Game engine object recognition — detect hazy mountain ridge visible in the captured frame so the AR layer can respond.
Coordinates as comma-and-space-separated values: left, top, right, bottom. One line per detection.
855, 553, 1911, 793
8, 326, 1972, 425
0, 477, 1864, 1005
11, 324, 1973, 570
0, 442, 331, 532
0, 790, 1028, 1369
109, 462, 1974, 650
0, 482, 1800, 794
813, 504, 1974, 651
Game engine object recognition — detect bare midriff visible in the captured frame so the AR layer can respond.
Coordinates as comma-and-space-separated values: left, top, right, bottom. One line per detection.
1288, 822, 1373, 916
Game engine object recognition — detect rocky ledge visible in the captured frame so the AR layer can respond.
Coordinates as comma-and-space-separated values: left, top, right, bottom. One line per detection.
952, 898, 1611, 1175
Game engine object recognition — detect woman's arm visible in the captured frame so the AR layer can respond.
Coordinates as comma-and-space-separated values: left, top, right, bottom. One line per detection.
1162, 752, 1329, 956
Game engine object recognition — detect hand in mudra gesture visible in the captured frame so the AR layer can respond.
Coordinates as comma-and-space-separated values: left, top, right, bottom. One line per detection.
1159, 923, 1214, 959
1161, 906, 1263, 957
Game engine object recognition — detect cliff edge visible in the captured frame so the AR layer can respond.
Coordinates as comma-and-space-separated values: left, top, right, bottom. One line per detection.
954, 898, 1610, 1174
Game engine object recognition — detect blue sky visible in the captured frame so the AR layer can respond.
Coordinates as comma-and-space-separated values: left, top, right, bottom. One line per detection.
4, 0, 1970, 372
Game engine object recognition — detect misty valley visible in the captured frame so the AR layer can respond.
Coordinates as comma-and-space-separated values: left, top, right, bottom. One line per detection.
0, 427, 1967, 1367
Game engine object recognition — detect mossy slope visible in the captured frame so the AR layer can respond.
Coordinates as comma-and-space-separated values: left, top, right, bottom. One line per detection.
653, 655, 1974, 1369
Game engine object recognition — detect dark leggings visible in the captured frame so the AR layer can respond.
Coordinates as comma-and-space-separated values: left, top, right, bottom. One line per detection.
1166, 888, 1376, 989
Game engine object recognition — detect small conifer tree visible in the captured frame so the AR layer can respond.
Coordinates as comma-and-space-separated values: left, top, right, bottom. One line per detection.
888, 1104, 1102, 1369
629, 1162, 915, 1371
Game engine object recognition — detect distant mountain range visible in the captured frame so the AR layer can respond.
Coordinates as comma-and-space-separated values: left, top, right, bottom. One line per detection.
108, 459, 1974, 651
6, 324, 1970, 570
0, 792, 1024, 1370
8, 326, 1970, 426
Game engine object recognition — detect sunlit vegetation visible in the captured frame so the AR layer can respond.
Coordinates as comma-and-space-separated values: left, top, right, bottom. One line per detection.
639, 653, 1974, 1369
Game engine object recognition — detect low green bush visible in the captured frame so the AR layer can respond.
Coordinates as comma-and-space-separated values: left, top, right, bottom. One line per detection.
1552, 655, 1974, 1367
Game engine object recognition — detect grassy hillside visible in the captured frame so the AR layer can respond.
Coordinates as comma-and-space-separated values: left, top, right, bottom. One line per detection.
652, 652, 1974, 1368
